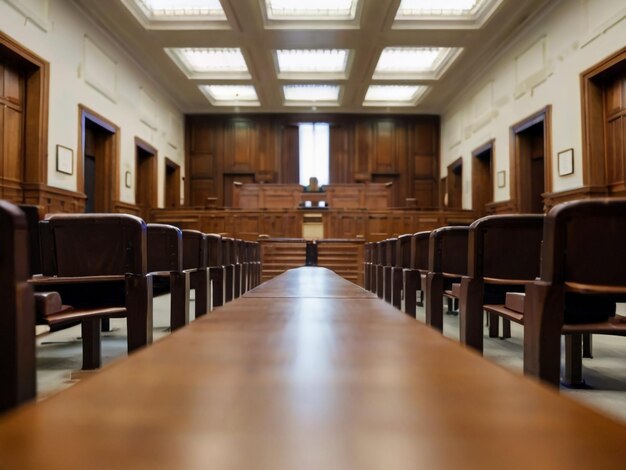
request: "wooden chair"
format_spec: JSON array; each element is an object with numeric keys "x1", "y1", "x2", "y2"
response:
[
  {"x1": 521, "y1": 199, "x2": 626, "y2": 387},
  {"x1": 383, "y1": 238, "x2": 397, "y2": 304},
  {"x1": 0, "y1": 201, "x2": 36, "y2": 414},
  {"x1": 364, "y1": 242, "x2": 373, "y2": 292},
  {"x1": 459, "y1": 215, "x2": 544, "y2": 353},
  {"x1": 222, "y1": 237, "x2": 235, "y2": 303},
  {"x1": 375, "y1": 241, "x2": 385, "y2": 299},
  {"x1": 392, "y1": 235, "x2": 412, "y2": 311},
  {"x1": 251, "y1": 241, "x2": 261, "y2": 288},
  {"x1": 182, "y1": 230, "x2": 209, "y2": 318},
  {"x1": 234, "y1": 239, "x2": 243, "y2": 299},
  {"x1": 425, "y1": 227, "x2": 469, "y2": 332},
  {"x1": 206, "y1": 234, "x2": 223, "y2": 309},
  {"x1": 404, "y1": 231, "x2": 431, "y2": 317},
  {"x1": 34, "y1": 214, "x2": 153, "y2": 369},
  {"x1": 147, "y1": 224, "x2": 189, "y2": 331}
]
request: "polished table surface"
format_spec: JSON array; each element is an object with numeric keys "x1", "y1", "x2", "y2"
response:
[{"x1": 1, "y1": 267, "x2": 626, "y2": 469}]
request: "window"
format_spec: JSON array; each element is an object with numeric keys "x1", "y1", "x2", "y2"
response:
[{"x1": 299, "y1": 123, "x2": 330, "y2": 186}]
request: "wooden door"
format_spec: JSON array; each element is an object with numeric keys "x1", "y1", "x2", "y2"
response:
[
  {"x1": 165, "y1": 158, "x2": 181, "y2": 208},
  {"x1": 0, "y1": 60, "x2": 24, "y2": 201},
  {"x1": 135, "y1": 138, "x2": 157, "y2": 220},
  {"x1": 516, "y1": 122, "x2": 545, "y2": 213},
  {"x1": 471, "y1": 142, "x2": 493, "y2": 217},
  {"x1": 447, "y1": 158, "x2": 463, "y2": 209}
]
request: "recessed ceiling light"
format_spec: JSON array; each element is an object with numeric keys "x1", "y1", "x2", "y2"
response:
[
  {"x1": 166, "y1": 48, "x2": 251, "y2": 78},
  {"x1": 265, "y1": 0, "x2": 358, "y2": 20},
  {"x1": 277, "y1": 49, "x2": 349, "y2": 73},
  {"x1": 199, "y1": 85, "x2": 260, "y2": 106},
  {"x1": 136, "y1": 0, "x2": 226, "y2": 18},
  {"x1": 373, "y1": 47, "x2": 461, "y2": 79},
  {"x1": 364, "y1": 85, "x2": 427, "y2": 106},
  {"x1": 283, "y1": 85, "x2": 340, "y2": 103}
]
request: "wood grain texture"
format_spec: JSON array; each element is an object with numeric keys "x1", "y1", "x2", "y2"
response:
[{"x1": 2, "y1": 267, "x2": 626, "y2": 468}]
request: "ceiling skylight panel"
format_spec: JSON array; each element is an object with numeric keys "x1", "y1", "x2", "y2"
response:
[
  {"x1": 364, "y1": 85, "x2": 427, "y2": 106},
  {"x1": 396, "y1": 0, "x2": 480, "y2": 17},
  {"x1": 373, "y1": 47, "x2": 461, "y2": 80},
  {"x1": 199, "y1": 85, "x2": 260, "y2": 106},
  {"x1": 283, "y1": 85, "x2": 340, "y2": 104},
  {"x1": 265, "y1": 0, "x2": 358, "y2": 20},
  {"x1": 137, "y1": 0, "x2": 226, "y2": 18},
  {"x1": 166, "y1": 48, "x2": 251, "y2": 79},
  {"x1": 277, "y1": 49, "x2": 348, "y2": 73}
]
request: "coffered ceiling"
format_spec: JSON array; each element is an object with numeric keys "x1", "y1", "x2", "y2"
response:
[{"x1": 72, "y1": 0, "x2": 555, "y2": 114}]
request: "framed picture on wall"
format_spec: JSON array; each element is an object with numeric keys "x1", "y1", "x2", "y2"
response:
[
  {"x1": 558, "y1": 148, "x2": 574, "y2": 176},
  {"x1": 56, "y1": 145, "x2": 73, "y2": 175}
]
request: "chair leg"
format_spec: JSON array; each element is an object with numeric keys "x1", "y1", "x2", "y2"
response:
[
  {"x1": 81, "y1": 317, "x2": 101, "y2": 370},
  {"x1": 210, "y1": 267, "x2": 224, "y2": 308},
  {"x1": 501, "y1": 319, "x2": 511, "y2": 339},
  {"x1": 170, "y1": 271, "x2": 190, "y2": 330},
  {"x1": 404, "y1": 270, "x2": 418, "y2": 317},
  {"x1": 392, "y1": 267, "x2": 403, "y2": 310},
  {"x1": 194, "y1": 269, "x2": 209, "y2": 318},
  {"x1": 126, "y1": 274, "x2": 153, "y2": 353},
  {"x1": 583, "y1": 333, "x2": 593, "y2": 358},
  {"x1": 425, "y1": 272, "x2": 444, "y2": 332},
  {"x1": 488, "y1": 313, "x2": 499, "y2": 338},
  {"x1": 459, "y1": 277, "x2": 484, "y2": 353},
  {"x1": 563, "y1": 334, "x2": 585, "y2": 387}
]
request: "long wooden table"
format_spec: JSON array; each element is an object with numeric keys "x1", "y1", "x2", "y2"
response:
[{"x1": 1, "y1": 268, "x2": 626, "y2": 468}]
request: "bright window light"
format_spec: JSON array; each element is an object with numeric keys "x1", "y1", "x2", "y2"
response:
[
  {"x1": 284, "y1": 85, "x2": 340, "y2": 102},
  {"x1": 364, "y1": 85, "x2": 426, "y2": 103},
  {"x1": 137, "y1": 0, "x2": 226, "y2": 17},
  {"x1": 396, "y1": 0, "x2": 480, "y2": 17},
  {"x1": 277, "y1": 49, "x2": 349, "y2": 73},
  {"x1": 375, "y1": 47, "x2": 451, "y2": 74},
  {"x1": 200, "y1": 85, "x2": 259, "y2": 103},
  {"x1": 265, "y1": 0, "x2": 358, "y2": 20},
  {"x1": 299, "y1": 123, "x2": 330, "y2": 186}
]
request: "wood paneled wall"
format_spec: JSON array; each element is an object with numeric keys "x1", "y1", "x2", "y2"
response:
[{"x1": 186, "y1": 114, "x2": 440, "y2": 208}]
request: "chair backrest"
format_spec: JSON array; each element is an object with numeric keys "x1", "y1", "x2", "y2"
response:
[
  {"x1": 468, "y1": 215, "x2": 544, "y2": 281},
  {"x1": 40, "y1": 214, "x2": 146, "y2": 277},
  {"x1": 147, "y1": 224, "x2": 182, "y2": 273},
  {"x1": 396, "y1": 234, "x2": 412, "y2": 268},
  {"x1": 222, "y1": 237, "x2": 235, "y2": 265},
  {"x1": 411, "y1": 231, "x2": 430, "y2": 271},
  {"x1": 182, "y1": 230, "x2": 207, "y2": 271},
  {"x1": 364, "y1": 242, "x2": 372, "y2": 264},
  {"x1": 18, "y1": 204, "x2": 42, "y2": 276},
  {"x1": 541, "y1": 199, "x2": 626, "y2": 290},
  {"x1": 205, "y1": 234, "x2": 222, "y2": 267},
  {"x1": 0, "y1": 201, "x2": 36, "y2": 413},
  {"x1": 428, "y1": 226, "x2": 469, "y2": 276},
  {"x1": 385, "y1": 238, "x2": 397, "y2": 267}
]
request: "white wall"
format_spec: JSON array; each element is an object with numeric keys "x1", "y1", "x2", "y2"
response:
[
  {"x1": 440, "y1": 0, "x2": 626, "y2": 208},
  {"x1": 0, "y1": 0, "x2": 185, "y2": 206}
]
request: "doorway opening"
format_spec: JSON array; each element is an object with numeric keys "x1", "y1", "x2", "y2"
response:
[
  {"x1": 135, "y1": 138, "x2": 157, "y2": 220},
  {"x1": 447, "y1": 158, "x2": 463, "y2": 209},
  {"x1": 165, "y1": 157, "x2": 181, "y2": 208},
  {"x1": 472, "y1": 140, "x2": 494, "y2": 217},
  {"x1": 79, "y1": 106, "x2": 119, "y2": 213},
  {"x1": 510, "y1": 107, "x2": 551, "y2": 213}
]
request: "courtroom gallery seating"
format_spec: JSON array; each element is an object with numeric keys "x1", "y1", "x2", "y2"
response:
[
  {"x1": 383, "y1": 237, "x2": 397, "y2": 304},
  {"x1": 34, "y1": 214, "x2": 153, "y2": 369},
  {"x1": 392, "y1": 234, "x2": 412, "y2": 311},
  {"x1": 147, "y1": 224, "x2": 190, "y2": 331},
  {"x1": 403, "y1": 231, "x2": 431, "y2": 317},
  {"x1": 205, "y1": 233, "x2": 224, "y2": 309},
  {"x1": 182, "y1": 230, "x2": 210, "y2": 318},
  {"x1": 0, "y1": 201, "x2": 36, "y2": 414},
  {"x1": 425, "y1": 226, "x2": 469, "y2": 332}
]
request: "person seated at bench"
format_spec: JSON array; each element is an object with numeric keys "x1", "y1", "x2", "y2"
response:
[
  {"x1": 425, "y1": 226, "x2": 469, "y2": 332},
  {"x1": 458, "y1": 215, "x2": 543, "y2": 353},
  {"x1": 33, "y1": 214, "x2": 153, "y2": 369},
  {"x1": 147, "y1": 224, "x2": 189, "y2": 331},
  {"x1": 0, "y1": 201, "x2": 36, "y2": 414}
]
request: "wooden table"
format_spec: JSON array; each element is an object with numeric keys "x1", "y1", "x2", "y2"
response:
[{"x1": 1, "y1": 267, "x2": 626, "y2": 468}]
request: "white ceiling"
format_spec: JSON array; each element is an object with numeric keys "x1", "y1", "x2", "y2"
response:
[{"x1": 72, "y1": 0, "x2": 555, "y2": 114}]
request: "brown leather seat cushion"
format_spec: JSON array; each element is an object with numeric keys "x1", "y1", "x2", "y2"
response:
[{"x1": 505, "y1": 292, "x2": 525, "y2": 314}]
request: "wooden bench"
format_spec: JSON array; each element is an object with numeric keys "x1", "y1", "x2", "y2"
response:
[
  {"x1": 147, "y1": 224, "x2": 189, "y2": 330},
  {"x1": 383, "y1": 238, "x2": 397, "y2": 304},
  {"x1": 520, "y1": 199, "x2": 626, "y2": 387},
  {"x1": 425, "y1": 227, "x2": 469, "y2": 331},
  {"x1": 34, "y1": 214, "x2": 153, "y2": 368},
  {"x1": 0, "y1": 201, "x2": 36, "y2": 414},
  {"x1": 206, "y1": 233, "x2": 224, "y2": 308},
  {"x1": 459, "y1": 215, "x2": 543, "y2": 352},
  {"x1": 2, "y1": 266, "x2": 626, "y2": 467},
  {"x1": 403, "y1": 231, "x2": 430, "y2": 317},
  {"x1": 182, "y1": 230, "x2": 210, "y2": 317},
  {"x1": 392, "y1": 234, "x2": 412, "y2": 311}
]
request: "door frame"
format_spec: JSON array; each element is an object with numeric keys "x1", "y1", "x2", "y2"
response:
[
  {"x1": 471, "y1": 139, "x2": 495, "y2": 216},
  {"x1": 509, "y1": 106, "x2": 552, "y2": 212},
  {"x1": 164, "y1": 157, "x2": 181, "y2": 208},
  {"x1": 77, "y1": 104, "x2": 119, "y2": 212},
  {"x1": 134, "y1": 136, "x2": 158, "y2": 213}
]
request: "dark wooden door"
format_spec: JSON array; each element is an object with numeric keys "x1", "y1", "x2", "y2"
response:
[{"x1": 0, "y1": 60, "x2": 24, "y2": 202}]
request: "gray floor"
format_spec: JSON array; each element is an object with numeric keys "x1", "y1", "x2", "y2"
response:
[{"x1": 36, "y1": 292, "x2": 626, "y2": 425}]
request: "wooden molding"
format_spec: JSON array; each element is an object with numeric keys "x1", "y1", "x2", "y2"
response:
[
  {"x1": 113, "y1": 200, "x2": 142, "y2": 218},
  {"x1": 21, "y1": 183, "x2": 86, "y2": 214},
  {"x1": 542, "y1": 186, "x2": 609, "y2": 210},
  {"x1": 485, "y1": 200, "x2": 516, "y2": 215}
]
